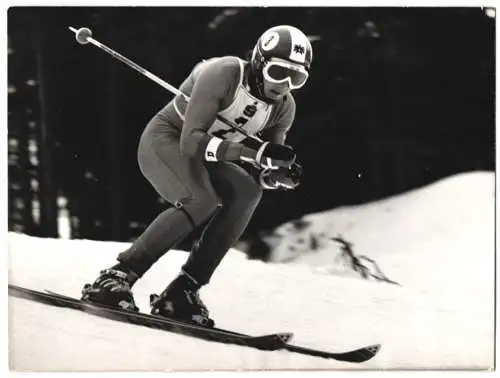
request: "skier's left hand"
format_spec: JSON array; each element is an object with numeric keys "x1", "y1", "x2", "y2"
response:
[{"x1": 259, "y1": 163, "x2": 302, "y2": 190}]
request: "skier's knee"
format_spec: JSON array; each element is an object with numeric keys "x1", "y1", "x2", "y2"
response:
[
  {"x1": 178, "y1": 194, "x2": 221, "y2": 228},
  {"x1": 232, "y1": 178, "x2": 263, "y2": 207},
  {"x1": 246, "y1": 181, "x2": 263, "y2": 204}
]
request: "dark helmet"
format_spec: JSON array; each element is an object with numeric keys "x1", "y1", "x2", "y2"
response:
[
  {"x1": 249, "y1": 25, "x2": 312, "y2": 99},
  {"x1": 251, "y1": 25, "x2": 313, "y2": 73}
]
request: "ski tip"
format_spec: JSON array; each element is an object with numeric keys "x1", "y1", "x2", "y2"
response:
[
  {"x1": 340, "y1": 343, "x2": 381, "y2": 363},
  {"x1": 366, "y1": 344, "x2": 381, "y2": 355},
  {"x1": 359, "y1": 344, "x2": 381, "y2": 361}
]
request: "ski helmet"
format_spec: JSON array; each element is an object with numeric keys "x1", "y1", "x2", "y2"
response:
[{"x1": 250, "y1": 25, "x2": 312, "y2": 97}]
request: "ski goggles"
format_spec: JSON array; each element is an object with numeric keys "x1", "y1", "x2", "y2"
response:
[{"x1": 262, "y1": 59, "x2": 309, "y2": 89}]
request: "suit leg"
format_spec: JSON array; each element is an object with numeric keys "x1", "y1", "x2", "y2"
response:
[
  {"x1": 182, "y1": 162, "x2": 263, "y2": 285},
  {"x1": 117, "y1": 130, "x2": 221, "y2": 278}
]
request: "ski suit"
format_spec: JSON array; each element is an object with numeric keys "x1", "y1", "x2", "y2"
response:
[{"x1": 117, "y1": 56, "x2": 296, "y2": 285}]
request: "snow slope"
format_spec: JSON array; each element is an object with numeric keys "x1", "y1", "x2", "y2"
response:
[{"x1": 8, "y1": 172, "x2": 494, "y2": 371}]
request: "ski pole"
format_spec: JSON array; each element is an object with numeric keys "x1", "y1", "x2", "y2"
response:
[{"x1": 68, "y1": 26, "x2": 263, "y2": 143}]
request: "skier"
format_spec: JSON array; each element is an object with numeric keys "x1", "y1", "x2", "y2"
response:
[{"x1": 81, "y1": 25, "x2": 313, "y2": 327}]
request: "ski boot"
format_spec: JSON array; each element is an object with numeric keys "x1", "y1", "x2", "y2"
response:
[
  {"x1": 150, "y1": 271, "x2": 215, "y2": 328},
  {"x1": 81, "y1": 268, "x2": 139, "y2": 312}
]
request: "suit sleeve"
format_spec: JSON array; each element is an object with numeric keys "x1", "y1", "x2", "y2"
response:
[
  {"x1": 179, "y1": 61, "x2": 251, "y2": 161},
  {"x1": 260, "y1": 95, "x2": 296, "y2": 144}
]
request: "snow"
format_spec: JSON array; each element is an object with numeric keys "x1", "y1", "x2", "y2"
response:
[{"x1": 7, "y1": 172, "x2": 494, "y2": 371}]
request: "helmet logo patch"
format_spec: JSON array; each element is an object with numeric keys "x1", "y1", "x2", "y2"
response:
[
  {"x1": 261, "y1": 31, "x2": 280, "y2": 51},
  {"x1": 293, "y1": 44, "x2": 305, "y2": 55},
  {"x1": 288, "y1": 27, "x2": 309, "y2": 64}
]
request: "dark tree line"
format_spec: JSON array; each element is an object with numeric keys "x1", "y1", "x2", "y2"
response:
[{"x1": 8, "y1": 7, "x2": 495, "y2": 241}]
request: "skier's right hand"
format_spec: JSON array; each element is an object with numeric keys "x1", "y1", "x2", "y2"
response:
[{"x1": 241, "y1": 141, "x2": 296, "y2": 170}]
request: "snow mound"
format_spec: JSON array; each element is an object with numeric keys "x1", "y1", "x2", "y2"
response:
[
  {"x1": 268, "y1": 172, "x2": 494, "y2": 283},
  {"x1": 8, "y1": 172, "x2": 494, "y2": 370}
]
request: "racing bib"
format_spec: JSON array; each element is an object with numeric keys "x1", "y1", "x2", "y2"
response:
[{"x1": 208, "y1": 83, "x2": 272, "y2": 142}]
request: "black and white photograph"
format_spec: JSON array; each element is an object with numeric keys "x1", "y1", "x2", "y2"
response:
[{"x1": 7, "y1": 5, "x2": 495, "y2": 371}]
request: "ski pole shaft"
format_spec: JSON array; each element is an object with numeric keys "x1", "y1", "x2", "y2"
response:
[
  {"x1": 68, "y1": 26, "x2": 263, "y2": 143},
  {"x1": 69, "y1": 27, "x2": 189, "y2": 101}
]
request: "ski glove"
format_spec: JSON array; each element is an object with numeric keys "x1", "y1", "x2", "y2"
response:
[
  {"x1": 252, "y1": 142, "x2": 296, "y2": 170},
  {"x1": 259, "y1": 163, "x2": 302, "y2": 190},
  {"x1": 239, "y1": 138, "x2": 295, "y2": 169}
]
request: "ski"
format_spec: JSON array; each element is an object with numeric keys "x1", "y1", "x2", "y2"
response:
[
  {"x1": 9, "y1": 284, "x2": 291, "y2": 351},
  {"x1": 9, "y1": 284, "x2": 381, "y2": 363},
  {"x1": 284, "y1": 343, "x2": 381, "y2": 363}
]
